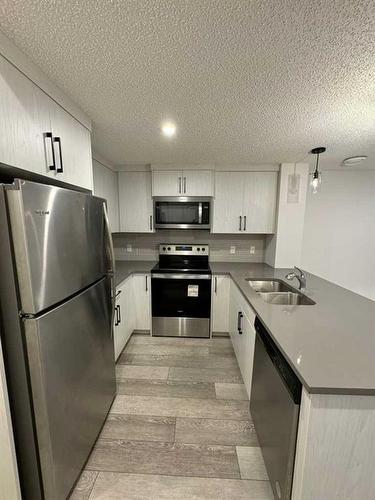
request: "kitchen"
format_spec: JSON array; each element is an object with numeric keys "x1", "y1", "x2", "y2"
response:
[{"x1": 0, "y1": 2, "x2": 374, "y2": 500}]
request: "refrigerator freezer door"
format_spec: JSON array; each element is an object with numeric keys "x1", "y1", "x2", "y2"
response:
[
  {"x1": 23, "y1": 277, "x2": 115, "y2": 500},
  {"x1": 6, "y1": 179, "x2": 108, "y2": 314}
]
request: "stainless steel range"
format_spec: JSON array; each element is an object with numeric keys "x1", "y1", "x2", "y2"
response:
[{"x1": 151, "y1": 244, "x2": 211, "y2": 338}]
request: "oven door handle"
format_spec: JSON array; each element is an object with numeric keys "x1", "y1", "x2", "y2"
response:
[{"x1": 152, "y1": 273, "x2": 211, "y2": 280}]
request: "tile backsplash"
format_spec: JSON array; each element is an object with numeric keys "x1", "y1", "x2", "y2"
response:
[{"x1": 113, "y1": 231, "x2": 266, "y2": 262}]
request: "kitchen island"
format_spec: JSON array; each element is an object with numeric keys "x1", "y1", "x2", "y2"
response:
[{"x1": 211, "y1": 262, "x2": 375, "y2": 500}]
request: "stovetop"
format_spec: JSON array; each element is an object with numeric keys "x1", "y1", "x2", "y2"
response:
[
  {"x1": 151, "y1": 263, "x2": 211, "y2": 274},
  {"x1": 152, "y1": 243, "x2": 211, "y2": 275}
]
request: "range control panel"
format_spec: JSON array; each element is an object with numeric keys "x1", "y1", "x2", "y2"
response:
[{"x1": 159, "y1": 244, "x2": 209, "y2": 256}]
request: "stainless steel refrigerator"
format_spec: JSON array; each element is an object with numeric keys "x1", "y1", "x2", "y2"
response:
[{"x1": 0, "y1": 179, "x2": 116, "y2": 500}]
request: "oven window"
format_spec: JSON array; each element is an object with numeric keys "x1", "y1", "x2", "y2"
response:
[
  {"x1": 155, "y1": 202, "x2": 200, "y2": 224},
  {"x1": 152, "y1": 278, "x2": 211, "y2": 318}
]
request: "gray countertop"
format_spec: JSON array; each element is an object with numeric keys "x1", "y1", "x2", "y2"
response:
[
  {"x1": 115, "y1": 260, "x2": 156, "y2": 286},
  {"x1": 115, "y1": 259, "x2": 375, "y2": 395},
  {"x1": 211, "y1": 262, "x2": 375, "y2": 395}
]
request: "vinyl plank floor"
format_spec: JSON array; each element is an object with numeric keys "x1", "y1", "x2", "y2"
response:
[
  {"x1": 100, "y1": 414, "x2": 175, "y2": 442},
  {"x1": 215, "y1": 383, "x2": 249, "y2": 400},
  {"x1": 86, "y1": 439, "x2": 240, "y2": 479},
  {"x1": 89, "y1": 472, "x2": 274, "y2": 500},
  {"x1": 71, "y1": 334, "x2": 274, "y2": 499},
  {"x1": 69, "y1": 470, "x2": 98, "y2": 500},
  {"x1": 175, "y1": 418, "x2": 259, "y2": 446},
  {"x1": 117, "y1": 378, "x2": 216, "y2": 399},
  {"x1": 236, "y1": 446, "x2": 269, "y2": 480},
  {"x1": 169, "y1": 366, "x2": 243, "y2": 383},
  {"x1": 125, "y1": 344, "x2": 210, "y2": 356},
  {"x1": 118, "y1": 352, "x2": 239, "y2": 369},
  {"x1": 110, "y1": 395, "x2": 250, "y2": 420},
  {"x1": 115, "y1": 365, "x2": 169, "y2": 380}
]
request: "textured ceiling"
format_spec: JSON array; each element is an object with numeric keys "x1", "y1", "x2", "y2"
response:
[{"x1": 0, "y1": 0, "x2": 374, "y2": 168}]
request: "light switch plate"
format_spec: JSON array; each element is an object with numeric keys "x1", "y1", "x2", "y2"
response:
[
  {"x1": 126, "y1": 244, "x2": 132, "y2": 252},
  {"x1": 230, "y1": 246, "x2": 236, "y2": 254},
  {"x1": 250, "y1": 246, "x2": 255, "y2": 254}
]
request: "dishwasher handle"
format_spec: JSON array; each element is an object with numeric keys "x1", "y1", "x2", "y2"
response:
[{"x1": 254, "y1": 317, "x2": 302, "y2": 404}]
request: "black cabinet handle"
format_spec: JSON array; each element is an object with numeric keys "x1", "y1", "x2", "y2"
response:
[
  {"x1": 118, "y1": 304, "x2": 121, "y2": 324},
  {"x1": 237, "y1": 312, "x2": 243, "y2": 334},
  {"x1": 149, "y1": 215, "x2": 153, "y2": 231},
  {"x1": 145, "y1": 275, "x2": 148, "y2": 292},
  {"x1": 114, "y1": 305, "x2": 119, "y2": 326},
  {"x1": 214, "y1": 276, "x2": 217, "y2": 294},
  {"x1": 239, "y1": 216, "x2": 242, "y2": 231},
  {"x1": 53, "y1": 137, "x2": 64, "y2": 173},
  {"x1": 44, "y1": 132, "x2": 56, "y2": 171},
  {"x1": 244, "y1": 215, "x2": 247, "y2": 231}
]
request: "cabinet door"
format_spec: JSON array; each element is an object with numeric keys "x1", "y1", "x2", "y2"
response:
[
  {"x1": 212, "y1": 275, "x2": 230, "y2": 333},
  {"x1": 152, "y1": 170, "x2": 182, "y2": 196},
  {"x1": 183, "y1": 170, "x2": 213, "y2": 196},
  {"x1": 114, "y1": 279, "x2": 134, "y2": 360},
  {"x1": 212, "y1": 172, "x2": 244, "y2": 233},
  {"x1": 228, "y1": 280, "x2": 256, "y2": 398},
  {"x1": 132, "y1": 274, "x2": 151, "y2": 331},
  {"x1": 0, "y1": 55, "x2": 52, "y2": 176},
  {"x1": 119, "y1": 172, "x2": 153, "y2": 232},
  {"x1": 93, "y1": 160, "x2": 119, "y2": 232},
  {"x1": 242, "y1": 172, "x2": 278, "y2": 233},
  {"x1": 236, "y1": 298, "x2": 256, "y2": 398},
  {"x1": 50, "y1": 103, "x2": 93, "y2": 190}
]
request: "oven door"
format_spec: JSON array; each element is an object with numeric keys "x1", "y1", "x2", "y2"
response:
[
  {"x1": 154, "y1": 198, "x2": 210, "y2": 229},
  {"x1": 151, "y1": 274, "x2": 211, "y2": 337}
]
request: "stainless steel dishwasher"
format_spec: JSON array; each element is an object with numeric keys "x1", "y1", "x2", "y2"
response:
[{"x1": 250, "y1": 317, "x2": 302, "y2": 500}]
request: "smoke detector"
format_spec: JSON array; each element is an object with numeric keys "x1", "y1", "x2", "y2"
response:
[{"x1": 342, "y1": 156, "x2": 367, "y2": 166}]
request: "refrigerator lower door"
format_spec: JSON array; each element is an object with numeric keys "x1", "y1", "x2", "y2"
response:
[
  {"x1": 6, "y1": 179, "x2": 109, "y2": 315},
  {"x1": 23, "y1": 277, "x2": 116, "y2": 500}
]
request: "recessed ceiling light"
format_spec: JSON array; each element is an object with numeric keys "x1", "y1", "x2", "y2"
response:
[
  {"x1": 342, "y1": 156, "x2": 368, "y2": 166},
  {"x1": 161, "y1": 122, "x2": 176, "y2": 138}
]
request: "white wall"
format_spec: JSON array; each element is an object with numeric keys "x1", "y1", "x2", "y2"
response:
[{"x1": 301, "y1": 170, "x2": 375, "y2": 301}]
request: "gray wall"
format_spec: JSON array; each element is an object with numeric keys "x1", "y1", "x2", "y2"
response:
[{"x1": 113, "y1": 231, "x2": 266, "y2": 263}]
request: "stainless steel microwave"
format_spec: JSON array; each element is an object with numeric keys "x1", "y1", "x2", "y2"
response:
[{"x1": 154, "y1": 197, "x2": 211, "y2": 229}]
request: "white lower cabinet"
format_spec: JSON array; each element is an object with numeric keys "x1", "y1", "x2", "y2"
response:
[
  {"x1": 114, "y1": 273, "x2": 151, "y2": 359},
  {"x1": 211, "y1": 275, "x2": 230, "y2": 333},
  {"x1": 132, "y1": 274, "x2": 151, "y2": 331},
  {"x1": 114, "y1": 278, "x2": 134, "y2": 360},
  {"x1": 229, "y1": 279, "x2": 256, "y2": 398}
]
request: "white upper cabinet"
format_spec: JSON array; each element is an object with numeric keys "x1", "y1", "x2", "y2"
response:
[
  {"x1": 50, "y1": 104, "x2": 92, "y2": 190},
  {"x1": 212, "y1": 172, "x2": 244, "y2": 233},
  {"x1": 242, "y1": 172, "x2": 278, "y2": 233},
  {"x1": 183, "y1": 170, "x2": 214, "y2": 196},
  {"x1": 0, "y1": 54, "x2": 93, "y2": 191},
  {"x1": 118, "y1": 171, "x2": 154, "y2": 232},
  {"x1": 0, "y1": 55, "x2": 52, "y2": 176},
  {"x1": 152, "y1": 170, "x2": 213, "y2": 197},
  {"x1": 92, "y1": 160, "x2": 119, "y2": 232},
  {"x1": 212, "y1": 171, "x2": 278, "y2": 234}
]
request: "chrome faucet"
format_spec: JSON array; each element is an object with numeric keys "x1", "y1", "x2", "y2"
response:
[{"x1": 285, "y1": 266, "x2": 306, "y2": 290}]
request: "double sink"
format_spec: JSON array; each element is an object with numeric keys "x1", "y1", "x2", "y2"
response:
[{"x1": 247, "y1": 279, "x2": 315, "y2": 305}]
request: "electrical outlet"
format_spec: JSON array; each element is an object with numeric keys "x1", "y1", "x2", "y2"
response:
[
  {"x1": 126, "y1": 244, "x2": 132, "y2": 253},
  {"x1": 250, "y1": 246, "x2": 255, "y2": 254},
  {"x1": 230, "y1": 246, "x2": 236, "y2": 254}
]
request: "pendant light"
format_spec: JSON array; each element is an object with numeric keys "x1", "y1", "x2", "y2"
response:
[{"x1": 310, "y1": 147, "x2": 326, "y2": 194}]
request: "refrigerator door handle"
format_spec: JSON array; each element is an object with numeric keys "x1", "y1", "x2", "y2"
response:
[{"x1": 103, "y1": 202, "x2": 116, "y2": 338}]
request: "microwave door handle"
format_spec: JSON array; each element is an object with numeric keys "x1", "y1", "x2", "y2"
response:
[{"x1": 198, "y1": 203, "x2": 203, "y2": 224}]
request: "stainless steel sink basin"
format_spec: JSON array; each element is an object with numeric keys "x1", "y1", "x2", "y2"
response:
[
  {"x1": 247, "y1": 279, "x2": 295, "y2": 293},
  {"x1": 257, "y1": 291, "x2": 315, "y2": 306}
]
